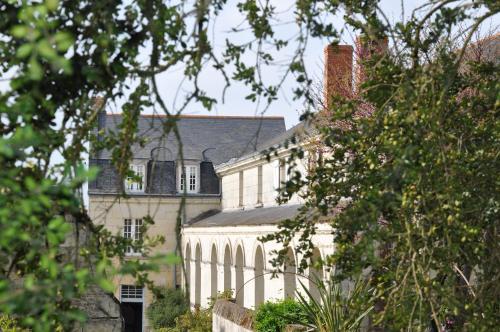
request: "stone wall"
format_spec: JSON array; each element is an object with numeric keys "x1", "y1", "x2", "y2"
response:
[
  {"x1": 71, "y1": 285, "x2": 122, "y2": 332},
  {"x1": 61, "y1": 218, "x2": 123, "y2": 331},
  {"x1": 212, "y1": 299, "x2": 253, "y2": 332}
]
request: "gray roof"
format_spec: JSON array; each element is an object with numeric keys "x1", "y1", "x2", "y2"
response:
[
  {"x1": 216, "y1": 120, "x2": 315, "y2": 169},
  {"x1": 97, "y1": 114, "x2": 286, "y2": 165},
  {"x1": 256, "y1": 120, "x2": 314, "y2": 152},
  {"x1": 186, "y1": 204, "x2": 302, "y2": 227}
]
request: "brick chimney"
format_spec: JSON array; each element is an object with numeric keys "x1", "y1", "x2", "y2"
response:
[
  {"x1": 91, "y1": 97, "x2": 106, "y2": 158},
  {"x1": 355, "y1": 35, "x2": 388, "y2": 92},
  {"x1": 323, "y1": 44, "x2": 354, "y2": 110}
]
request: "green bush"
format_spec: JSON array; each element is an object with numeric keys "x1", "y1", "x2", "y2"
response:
[
  {"x1": 0, "y1": 315, "x2": 28, "y2": 332},
  {"x1": 254, "y1": 299, "x2": 308, "y2": 332},
  {"x1": 171, "y1": 290, "x2": 233, "y2": 332},
  {"x1": 147, "y1": 287, "x2": 189, "y2": 329}
]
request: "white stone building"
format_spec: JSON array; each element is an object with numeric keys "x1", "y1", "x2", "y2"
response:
[
  {"x1": 180, "y1": 41, "x2": 360, "y2": 311},
  {"x1": 181, "y1": 122, "x2": 335, "y2": 309}
]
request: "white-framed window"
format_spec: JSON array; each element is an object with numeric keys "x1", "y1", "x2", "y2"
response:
[
  {"x1": 124, "y1": 218, "x2": 143, "y2": 256},
  {"x1": 120, "y1": 285, "x2": 144, "y2": 303},
  {"x1": 179, "y1": 165, "x2": 198, "y2": 193},
  {"x1": 125, "y1": 164, "x2": 145, "y2": 192}
]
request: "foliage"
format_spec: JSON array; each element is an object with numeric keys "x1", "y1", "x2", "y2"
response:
[
  {"x1": 264, "y1": 2, "x2": 500, "y2": 331},
  {"x1": 171, "y1": 306, "x2": 212, "y2": 332},
  {"x1": 0, "y1": 0, "x2": 309, "y2": 329},
  {"x1": 170, "y1": 290, "x2": 233, "y2": 332},
  {"x1": 0, "y1": 315, "x2": 29, "y2": 332},
  {"x1": 295, "y1": 276, "x2": 374, "y2": 332},
  {"x1": 147, "y1": 287, "x2": 189, "y2": 329},
  {"x1": 254, "y1": 298, "x2": 308, "y2": 332},
  {"x1": 0, "y1": 0, "x2": 497, "y2": 331}
]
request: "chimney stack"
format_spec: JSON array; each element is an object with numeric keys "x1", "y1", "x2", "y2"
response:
[
  {"x1": 355, "y1": 35, "x2": 388, "y2": 92},
  {"x1": 323, "y1": 44, "x2": 354, "y2": 110},
  {"x1": 91, "y1": 97, "x2": 106, "y2": 158}
]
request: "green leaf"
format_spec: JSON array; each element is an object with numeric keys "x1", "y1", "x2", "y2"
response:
[
  {"x1": 45, "y1": 0, "x2": 59, "y2": 11},
  {"x1": 11, "y1": 25, "x2": 28, "y2": 38},
  {"x1": 54, "y1": 31, "x2": 74, "y2": 51},
  {"x1": 28, "y1": 57, "x2": 43, "y2": 80},
  {"x1": 16, "y1": 43, "x2": 33, "y2": 59},
  {"x1": 37, "y1": 39, "x2": 57, "y2": 60},
  {"x1": 96, "y1": 278, "x2": 115, "y2": 292}
]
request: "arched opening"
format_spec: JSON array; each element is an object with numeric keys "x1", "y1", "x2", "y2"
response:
[
  {"x1": 235, "y1": 245, "x2": 245, "y2": 306},
  {"x1": 309, "y1": 247, "x2": 323, "y2": 303},
  {"x1": 284, "y1": 247, "x2": 296, "y2": 299},
  {"x1": 184, "y1": 243, "x2": 191, "y2": 292},
  {"x1": 223, "y1": 245, "x2": 232, "y2": 293},
  {"x1": 254, "y1": 245, "x2": 265, "y2": 308},
  {"x1": 210, "y1": 244, "x2": 218, "y2": 299},
  {"x1": 195, "y1": 243, "x2": 201, "y2": 306}
]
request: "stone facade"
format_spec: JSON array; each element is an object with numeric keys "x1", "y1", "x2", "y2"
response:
[
  {"x1": 89, "y1": 195, "x2": 221, "y2": 330},
  {"x1": 182, "y1": 141, "x2": 334, "y2": 310},
  {"x1": 60, "y1": 218, "x2": 123, "y2": 331},
  {"x1": 88, "y1": 115, "x2": 287, "y2": 331}
]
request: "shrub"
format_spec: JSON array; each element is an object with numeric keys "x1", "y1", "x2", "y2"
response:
[
  {"x1": 173, "y1": 306, "x2": 212, "y2": 332},
  {"x1": 295, "y1": 276, "x2": 374, "y2": 332},
  {"x1": 147, "y1": 287, "x2": 189, "y2": 329},
  {"x1": 254, "y1": 299, "x2": 308, "y2": 332},
  {"x1": 171, "y1": 290, "x2": 233, "y2": 332},
  {"x1": 0, "y1": 315, "x2": 28, "y2": 332}
]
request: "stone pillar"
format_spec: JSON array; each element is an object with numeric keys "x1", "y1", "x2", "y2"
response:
[
  {"x1": 265, "y1": 269, "x2": 284, "y2": 301},
  {"x1": 218, "y1": 263, "x2": 225, "y2": 294},
  {"x1": 189, "y1": 259, "x2": 196, "y2": 307},
  {"x1": 200, "y1": 261, "x2": 212, "y2": 308},
  {"x1": 243, "y1": 267, "x2": 255, "y2": 309}
]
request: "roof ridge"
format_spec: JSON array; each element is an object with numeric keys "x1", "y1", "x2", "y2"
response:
[{"x1": 105, "y1": 113, "x2": 284, "y2": 120}]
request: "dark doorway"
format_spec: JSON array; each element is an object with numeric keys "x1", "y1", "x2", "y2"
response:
[{"x1": 121, "y1": 302, "x2": 143, "y2": 332}]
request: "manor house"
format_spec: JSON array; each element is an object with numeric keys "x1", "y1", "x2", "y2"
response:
[{"x1": 89, "y1": 41, "x2": 362, "y2": 332}]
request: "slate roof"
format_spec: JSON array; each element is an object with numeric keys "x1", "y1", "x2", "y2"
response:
[
  {"x1": 185, "y1": 204, "x2": 303, "y2": 228},
  {"x1": 216, "y1": 119, "x2": 315, "y2": 169},
  {"x1": 256, "y1": 120, "x2": 314, "y2": 152},
  {"x1": 96, "y1": 114, "x2": 286, "y2": 166}
]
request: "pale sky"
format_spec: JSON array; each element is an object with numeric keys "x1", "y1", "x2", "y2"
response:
[{"x1": 143, "y1": 0, "x2": 499, "y2": 128}]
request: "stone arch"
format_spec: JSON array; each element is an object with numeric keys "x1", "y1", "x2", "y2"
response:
[
  {"x1": 223, "y1": 243, "x2": 232, "y2": 293},
  {"x1": 232, "y1": 239, "x2": 246, "y2": 264},
  {"x1": 210, "y1": 243, "x2": 218, "y2": 299},
  {"x1": 235, "y1": 244, "x2": 245, "y2": 306},
  {"x1": 195, "y1": 242, "x2": 202, "y2": 306},
  {"x1": 184, "y1": 242, "x2": 191, "y2": 291},
  {"x1": 254, "y1": 245, "x2": 265, "y2": 308},
  {"x1": 284, "y1": 247, "x2": 297, "y2": 299},
  {"x1": 309, "y1": 247, "x2": 323, "y2": 303}
]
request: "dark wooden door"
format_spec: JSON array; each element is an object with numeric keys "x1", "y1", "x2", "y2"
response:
[{"x1": 121, "y1": 302, "x2": 142, "y2": 332}]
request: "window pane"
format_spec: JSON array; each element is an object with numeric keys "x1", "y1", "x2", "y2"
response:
[
  {"x1": 126, "y1": 165, "x2": 144, "y2": 192},
  {"x1": 189, "y1": 166, "x2": 196, "y2": 191},
  {"x1": 121, "y1": 285, "x2": 143, "y2": 299},
  {"x1": 180, "y1": 167, "x2": 186, "y2": 191},
  {"x1": 134, "y1": 219, "x2": 142, "y2": 241},
  {"x1": 124, "y1": 219, "x2": 132, "y2": 239}
]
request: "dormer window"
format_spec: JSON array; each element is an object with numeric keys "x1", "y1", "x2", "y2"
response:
[
  {"x1": 179, "y1": 165, "x2": 198, "y2": 193},
  {"x1": 126, "y1": 164, "x2": 145, "y2": 192}
]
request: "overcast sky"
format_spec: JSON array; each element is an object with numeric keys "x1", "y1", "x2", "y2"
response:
[{"x1": 144, "y1": 0, "x2": 499, "y2": 129}]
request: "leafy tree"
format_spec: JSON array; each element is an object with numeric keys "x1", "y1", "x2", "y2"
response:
[
  {"x1": 0, "y1": 0, "x2": 497, "y2": 331},
  {"x1": 265, "y1": 2, "x2": 500, "y2": 331}
]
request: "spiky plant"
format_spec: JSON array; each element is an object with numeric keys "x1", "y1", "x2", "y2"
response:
[{"x1": 295, "y1": 276, "x2": 375, "y2": 332}]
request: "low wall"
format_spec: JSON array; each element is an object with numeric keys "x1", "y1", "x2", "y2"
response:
[{"x1": 212, "y1": 300, "x2": 254, "y2": 332}]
